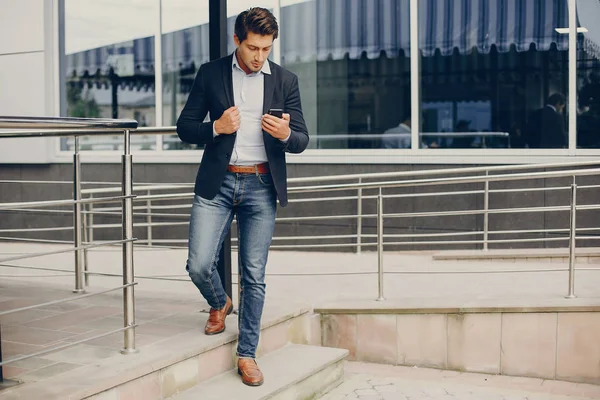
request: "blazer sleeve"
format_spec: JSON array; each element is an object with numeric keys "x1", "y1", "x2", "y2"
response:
[
  {"x1": 176, "y1": 64, "x2": 215, "y2": 145},
  {"x1": 283, "y1": 75, "x2": 310, "y2": 154}
]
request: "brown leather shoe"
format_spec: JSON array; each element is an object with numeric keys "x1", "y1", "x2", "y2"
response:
[
  {"x1": 204, "y1": 296, "x2": 233, "y2": 335},
  {"x1": 237, "y1": 358, "x2": 264, "y2": 386}
]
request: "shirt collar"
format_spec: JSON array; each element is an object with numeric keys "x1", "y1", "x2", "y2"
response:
[{"x1": 232, "y1": 51, "x2": 271, "y2": 75}]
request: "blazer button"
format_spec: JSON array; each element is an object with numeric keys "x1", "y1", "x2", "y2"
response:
[{"x1": 225, "y1": 153, "x2": 230, "y2": 159}]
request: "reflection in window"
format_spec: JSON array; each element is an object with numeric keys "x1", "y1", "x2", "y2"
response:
[
  {"x1": 281, "y1": 0, "x2": 411, "y2": 150},
  {"x1": 576, "y1": 0, "x2": 600, "y2": 149},
  {"x1": 420, "y1": 0, "x2": 569, "y2": 149},
  {"x1": 62, "y1": 0, "x2": 157, "y2": 151},
  {"x1": 161, "y1": 1, "x2": 210, "y2": 150}
]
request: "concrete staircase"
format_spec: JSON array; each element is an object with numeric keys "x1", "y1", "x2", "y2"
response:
[{"x1": 170, "y1": 345, "x2": 348, "y2": 400}]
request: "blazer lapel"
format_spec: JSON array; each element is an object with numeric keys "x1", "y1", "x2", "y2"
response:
[
  {"x1": 222, "y1": 54, "x2": 234, "y2": 107},
  {"x1": 262, "y1": 64, "x2": 274, "y2": 115}
]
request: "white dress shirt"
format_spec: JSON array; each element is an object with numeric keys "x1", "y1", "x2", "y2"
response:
[{"x1": 213, "y1": 52, "x2": 288, "y2": 166}]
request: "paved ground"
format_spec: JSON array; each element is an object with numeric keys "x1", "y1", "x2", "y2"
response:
[
  {"x1": 319, "y1": 362, "x2": 600, "y2": 400},
  {"x1": 1, "y1": 243, "x2": 599, "y2": 387}
]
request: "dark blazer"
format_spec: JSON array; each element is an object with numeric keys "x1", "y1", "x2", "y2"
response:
[
  {"x1": 539, "y1": 106, "x2": 567, "y2": 148},
  {"x1": 176, "y1": 54, "x2": 309, "y2": 207}
]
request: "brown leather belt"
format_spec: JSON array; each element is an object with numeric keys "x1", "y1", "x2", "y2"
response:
[{"x1": 227, "y1": 162, "x2": 270, "y2": 174}]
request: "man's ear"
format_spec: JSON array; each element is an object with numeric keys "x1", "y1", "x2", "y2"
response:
[{"x1": 233, "y1": 34, "x2": 241, "y2": 47}]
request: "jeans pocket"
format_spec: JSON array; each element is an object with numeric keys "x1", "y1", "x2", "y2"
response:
[{"x1": 257, "y1": 173, "x2": 273, "y2": 186}]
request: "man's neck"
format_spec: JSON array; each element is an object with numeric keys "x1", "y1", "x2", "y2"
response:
[{"x1": 235, "y1": 50, "x2": 252, "y2": 75}]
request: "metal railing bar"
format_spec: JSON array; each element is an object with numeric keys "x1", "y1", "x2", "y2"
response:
[
  {"x1": 86, "y1": 266, "x2": 600, "y2": 280},
  {"x1": 0, "y1": 226, "x2": 73, "y2": 233},
  {"x1": 0, "y1": 325, "x2": 138, "y2": 367},
  {"x1": 383, "y1": 237, "x2": 569, "y2": 246},
  {"x1": 384, "y1": 205, "x2": 595, "y2": 219},
  {"x1": 82, "y1": 184, "x2": 193, "y2": 195},
  {"x1": 0, "y1": 263, "x2": 75, "y2": 274},
  {"x1": 0, "y1": 195, "x2": 136, "y2": 211},
  {"x1": 0, "y1": 208, "x2": 74, "y2": 215},
  {"x1": 266, "y1": 236, "x2": 571, "y2": 249},
  {"x1": 285, "y1": 160, "x2": 600, "y2": 185},
  {"x1": 0, "y1": 237, "x2": 73, "y2": 244},
  {"x1": 0, "y1": 283, "x2": 137, "y2": 316},
  {"x1": 133, "y1": 242, "x2": 187, "y2": 248},
  {"x1": 0, "y1": 115, "x2": 137, "y2": 130},
  {"x1": 0, "y1": 238, "x2": 136, "y2": 263},
  {"x1": 382, "y1": 231, "x2": 483, "y2": 238},
  {"x1": 83, "y1": 203, "x2": 191, "y2": 213},
  {"x1": 576, "y1": 205, "x2": 600, "y2": 211},
  {"x1": 244, "y1": 234, "x2": 359, "y2": 241},
  {"x1": 135, "y1": 193, "x2": 194, "y2": 201},
  {"x1": 385, "y1": 267, "x2": 600, "y2": 274},
  {"x1": 88, "y1": 222, "x2": 189, "y2": 230},
  {"x1": 274, "y1": 214, "x2": 370, "y2": 222},
  {"x1": 139, "y1": 204, "x2": 191, "y2": 210},
  {"x1": 288, "y1": 195, "x2": 368, "y2": 203},
  {"x1": 0, "y1": 273, "x2": 72, "y2": 278},
  {"x1": 86, "y1": 271, "x2": 189, "y2": 282},
  {"x1": 87, "y1": 211, "x2": 190, "y2": 219},
  {"x1": 578, "y1": 185, "x2": 600, "y2": 190},
  {"x1": 268, "y1": 243, "x2": 374, "y2": 249},
  {"x1": 287, "y1": 168, "x2": 600, "y2": 194},
  {"x1": 0, "y1": 180, "x2": 128, "y2": 186}
]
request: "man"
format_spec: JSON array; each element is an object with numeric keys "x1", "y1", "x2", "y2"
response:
[
  {"x1": 176, "y1": 7, "x2": 309, "y2": 387},
  {"x1": 529, "y1": 93, "x2": 567, "y2": 148},
  {"x1": 381, "y1": 115, "x2": 411, "y2": 149}
]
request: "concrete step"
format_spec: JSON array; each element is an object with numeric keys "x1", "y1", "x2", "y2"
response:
[{"x1": 170, "y1": 344, "x2": 348, "y2": 400}]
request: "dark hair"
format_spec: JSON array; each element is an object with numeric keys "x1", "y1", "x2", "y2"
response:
[
  {"x1": 547, "y1": 93, "x2": 566, "y2": 107},
  {"x1": 234, "y1": 7, "x2": 279, "y2": 42}
]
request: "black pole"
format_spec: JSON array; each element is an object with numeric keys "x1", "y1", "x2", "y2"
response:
[
  {"x1": 0, "y1": 327, "x2": 3, "y2": 383},
  {"x1": 209, "y1": 0, "x2": 232, "y2": 299},
  {"x1": 110, "y1": 69, "x2": 119, "y2": 119}
]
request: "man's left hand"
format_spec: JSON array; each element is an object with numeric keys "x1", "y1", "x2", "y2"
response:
[{"x1": 262, "y1": 113, "x2": 291, "y2": 140}]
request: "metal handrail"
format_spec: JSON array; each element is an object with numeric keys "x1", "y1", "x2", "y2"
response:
[
  {"x1": 0, "y1": 116, "x2": 137, "y2": 130},
  {"x1": 1, "y1": 118, "x2": 599, "y2": 372},
  {"x1": 0, "y1": 116, "x2": 139, "y2": 366}
]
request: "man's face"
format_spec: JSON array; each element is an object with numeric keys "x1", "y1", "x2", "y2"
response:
[
  {"x1": 234, "y1": 32, "x2": 274, "y2": 73},
  {"x1": 557, "y1": 104, "x2": 566, "y2": 114}
]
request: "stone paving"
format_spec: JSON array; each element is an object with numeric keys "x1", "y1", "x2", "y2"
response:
[
  {"x1": 318, "y1": 362, "x2": 600, "y2": 400},
  {"x1": 1, "y1": 243, "x2": 600, "y2": 387}
]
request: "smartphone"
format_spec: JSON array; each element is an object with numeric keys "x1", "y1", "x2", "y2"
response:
[{"x1": 268, "y1": 108, "x2": 284, "y2": 119}]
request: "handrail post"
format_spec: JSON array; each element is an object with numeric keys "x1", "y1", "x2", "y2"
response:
[
  {"x1": 86, "y1": 193, "x2": 94, "y2": 286},
  {"x1": 483, "y1": 170, "x2": 489, "y2": 251},
  {"x1": 146, "y1": 190, "x2": 153, "y2": 246},
  {"x1": 356, "y1": 177, "x2": 362, "y2": 254},
  {"x1": 376, "y1": 187, "x2": 385, "y2": 301},
  {"x1": 565, "y1": 176, "x2": 577, "y2": 299},
  {"x1": 82, "y1": 201, "x2": 90, "y2": 287},
  {"x1": 121, "y1": 129, "x2": 137, "y2": 353},
  {"x1": 73, "y1": 136, "x2": 84, "y2": 293}
]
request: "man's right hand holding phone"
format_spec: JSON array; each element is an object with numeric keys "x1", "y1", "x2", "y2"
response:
[
  {"x1": 262, "y1": 109, "x2": 291, "y2": 141},
  {"x1": 214, "y1": 106, "x2": 240, "y2": 135}
]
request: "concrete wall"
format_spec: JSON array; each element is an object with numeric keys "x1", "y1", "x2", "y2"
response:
[
  {"x1": 0, "y1": 0, "x2": 58, "y2": 163},
  {"x1": 1, "y1": 163, "x2": 598, "y2": 252}
]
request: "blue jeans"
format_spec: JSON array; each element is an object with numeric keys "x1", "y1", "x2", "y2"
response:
[{"x1": 186, "y1": 171, "x2": 277, "y2": 359}]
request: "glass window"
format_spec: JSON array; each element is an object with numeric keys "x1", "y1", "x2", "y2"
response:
[
  {"x1": 221, "y1": 0, "x2": 411, "y2": 150},
  {"x1": 62, "y1": 0, "x2": 157, "y2": 151},
  {"x1": 576, "y1": 0, "x2": 600, "y2": 149},
  {"x1": 161, "y1": 0, "x2": 210, "y2": 150},
  {"x1": 419, "y1": 0, "x2": 569, "y2": 149},
  {"x1": 281, "y1": 0, "x2": 412, "y2": 149}
]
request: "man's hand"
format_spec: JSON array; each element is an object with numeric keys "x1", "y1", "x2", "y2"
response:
[
  {"x1": 214, "y1": 106, "x2": 240, "y2": 134},
  {"x1": 262, "y1": 113, "x2": 291, "y2": 140}
]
